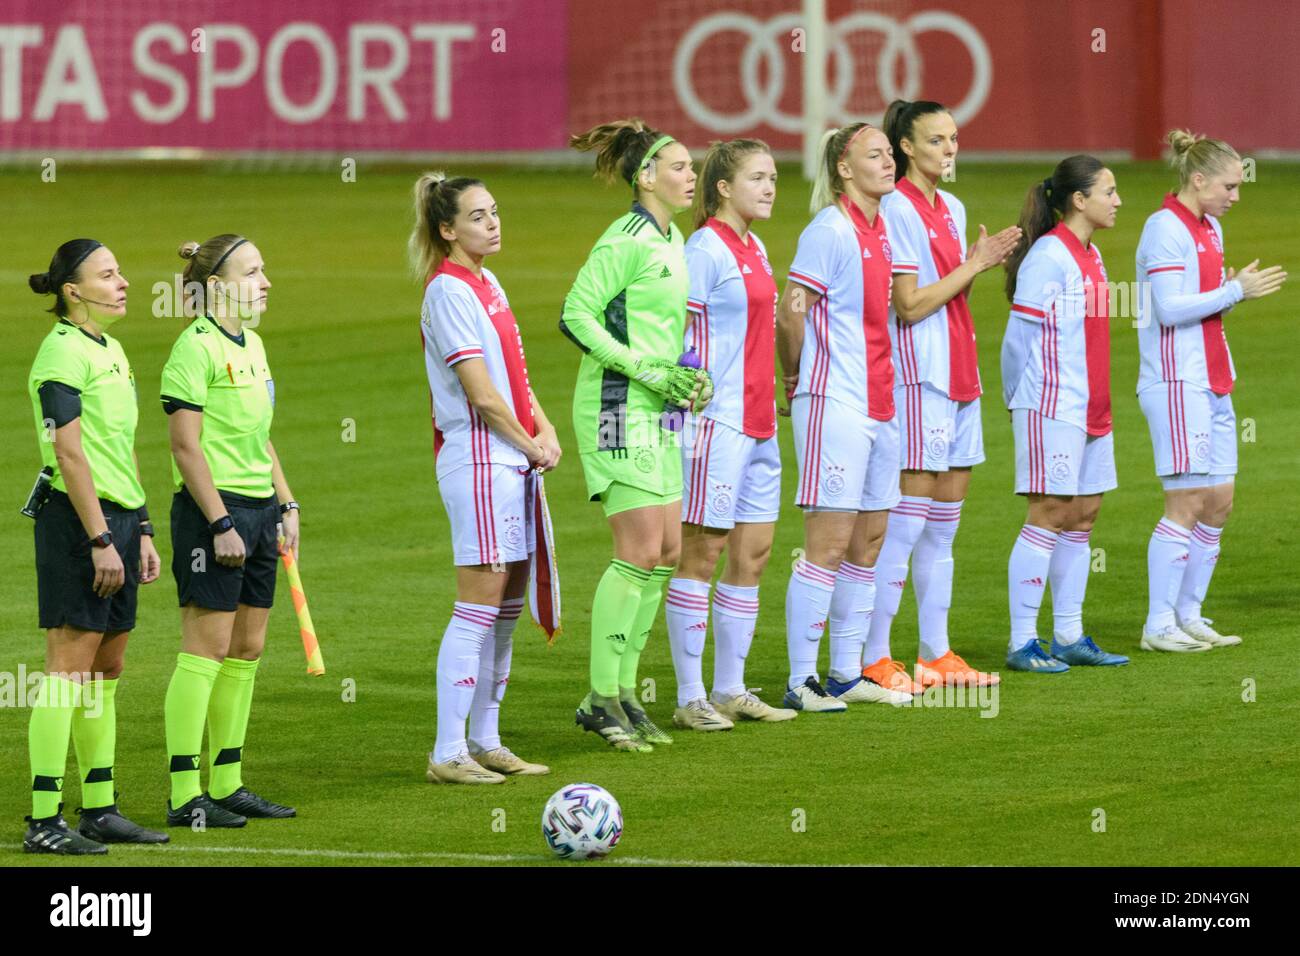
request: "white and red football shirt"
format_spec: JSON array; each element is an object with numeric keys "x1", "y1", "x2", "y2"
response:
[
  {"x1": 421, "y1": 259, "x2": 535, "y2": 476},
  {"x1": 881, "y1": 179, "x2": 981, "y2": 400},
  {"x1": 787, "y1": 197, "x2": 896, "y2": 422},
  {"x1": 1136, "y1": 194, "x2": 1242, "y2": 396},
  {"x1": 1001, "y1": 223, "x2": 1113, "y2": 435},
  {"x1": 684, "y1": 217, "x2": 778, "y2": 439}
]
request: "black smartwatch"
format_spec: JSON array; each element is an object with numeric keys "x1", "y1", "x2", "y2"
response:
[
  {"x1": 209, "y1": 515, "x2": 235, "y2": 535},
  {"x1": 139, "y1": 521, "x2": 155, "y2": 537},
  {"x1": 279, "y1": 501, "x2": 299, "y2": 515},
  {"x1": 89, "y1": 530, "x2": 113, "y2": 549}
]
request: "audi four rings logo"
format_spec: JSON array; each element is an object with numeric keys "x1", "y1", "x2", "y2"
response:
[{"x1": 673, "y1": 11, "x2": 993, "y2": 133}]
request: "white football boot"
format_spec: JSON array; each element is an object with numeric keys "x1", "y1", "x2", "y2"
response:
[
  {"x1": 1139, "y1": 624, "x2": 1212, "y2": 653},
  {"x1": 782, "y1": 677, "x2": 847, "y2": 713},
  {"x1": 469, "y1": 745, "x2": 550, "y2": 776},
  {"x1": 426, "y1": 751, "x2": 506, "y2": 784},
  {"x1": 1176, "y1": 616, "x2": 1242, "y2": 647},
  {"x1": 672, "y1": 697, "x2": 735, "y2": 731},
  {"x1": 711, "y1": 689, "x2": 797, "y2": 723}
]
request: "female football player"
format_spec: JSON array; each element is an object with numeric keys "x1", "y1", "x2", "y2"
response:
[
  {"x1": 666, "y1": 139, "x2": 795, "y2": 729},
  {"x1": 776, "y1": 123, "x2": 911, "y2": 711},
  {"x1": 1135, "y1": 130, "x2": 1286, "y2": 651},
  {"x1": 413, "y1": 172, "x2": 560, "y2": 783},
  {"x1": 1001, "y1": 156, "x2": 1129, "y2": 671},
  {"x1": 23, "y1": 240, "x2": 166, "y2": 854},
  {"x1": 560, "y1": 118, "x2": 712, "y2": 751}
]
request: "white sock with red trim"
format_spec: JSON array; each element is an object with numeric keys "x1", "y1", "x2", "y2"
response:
[
  {"x1": 665, "y1": 577, "x2": 711, "y2": 705},
  {"x1": 1146, "y1": 518, "x2": 1191, "y2": 632},
  {"x1": 1175, "y1": 523, "x2": 1223, "y2": 624},
  {"x1": 1008, "y1": 526, "x2": 1057, "y2": 652},
  {"x1": 786, "y1": 559, "x2": 837, "y2": 690},
  {"x1": 434, "y1": 602, "x2": 498, "y2": 763},
  {"x1": 468, "y1": 598, "x2": 521, "y2": 752},
  {"x1": 711, "y1": 583, "x2": 759, "y2": 698},
  {"x1": 914, "y1": 499, "x2": 963, "y2": 661},
  {"x1": 828, "y1": 562, "x2": 875, "y2": 682},
  {"x1": 1049, "y1": 530, "x2": 1092, "y2": 645},
  {"x1": 864, "y1": 496, "x2": 931, "y2": 664}
]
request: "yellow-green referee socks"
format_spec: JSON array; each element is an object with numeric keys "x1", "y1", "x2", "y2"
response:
[
  {"x1": 164, "y1": 653, "x2": 222, "y2": 807},
  {"x1": 207, "y1": 657, "x2": 260, "y2": 800},
  {"x1": 72, "y1": 677, "x2": 118, "y2": 811},
  {"x1": 28, "y1": 674, "x2": 81, "y2": 820},
  {"x1": 619, "y1": 566, "x2": 673, "y2": 693},
  {"x1": 590, "y1": 560, "x2": 653, "y2": 697}
]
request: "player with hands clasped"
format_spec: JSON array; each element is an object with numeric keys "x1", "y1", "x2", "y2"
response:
[
  {"x1": 159, "y1": 234, "x2": 298, "y2": 826},
  {"x1": 666, "y1": 138, "x2": 796, "y2": 729},
  {"x1": 865, "y1": 98, "x2": 1019, "y2": 695},
  {"x1": 777, "y1": 123, "x2": 904, "y2": 712},
  {"x1": 1135, "y1": 130, "x2": 1287, "y2": 652},
  {"x1": 1001, "y1": 157, "x2": 1129, "y2": 672},
  {"x1": 560, "y1": 118, "x2": 713, "y2": 751},
  {"x1": 23, "y1": 240, "x2": 167, "y2": 854},
  {"x1": 414, "y1": 172, "x2": 560, "y2": 784}
]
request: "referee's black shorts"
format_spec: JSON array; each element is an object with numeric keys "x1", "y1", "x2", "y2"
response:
[
  {"x1": 170, "y1": 486, "x2": 279, "y2": 612},
  {"x1": 35, "y1": 490, "x2": 141, "y2": 632}
]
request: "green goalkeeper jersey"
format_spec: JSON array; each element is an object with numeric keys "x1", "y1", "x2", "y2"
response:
[{"x1": 560, "y1": 203, "x2": 690, "y2": 468}]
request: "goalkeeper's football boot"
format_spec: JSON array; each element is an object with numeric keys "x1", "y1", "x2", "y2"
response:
[
  {"x1": 711, "y1": 688, "x2": 797, "y2": 722},
  {"x1": 575, "y1": 694, "x2": 652, "y2": 753},
  {"x1": 1140, "y1": 624, "x2": 1211, "y2": 653},
  {"x1": 24, "y1": 809, "x2": 108, "y2": 855},
  {"x1": 1175, "y1": 616, "x2": 1242, "y2": 647},
  {"x1": 916, "y1": 649, "x2": 1002, "y2": 687},
  {"x1": 77, "y1": 797, "x2": 169, "y2": 844},
  {"x1": 470, "y1": 745, "x2": 550, "y2": 776},
  {"x1": 672, "y1": 697, "x2": 734, "y2": 731},
  {"x1": 1005, "y1": 639, "x2": 1070, "y2": 673},
  {"x1": 825, "y1": 673, "x2": 912, "y2": 705},
  {"x1": 621, "y1": 697, "x2": 674, "y2": 745},
  {"x1": 166, "y1": 793, "x2": 247, "y2": 827},
  {"x1": 426, "y1": 752, "x2": 506, "y2": 784},
  {"x1": 782, "y1": 677, "x2": 847, "y2": 713},
  {"x1": 862, "y1": 656, "x2": 924, "y2": 695},
  {"x1": 1049, "y1": 635, "x2": 1130, "y2": 666},
  {"x1": 211, "y1": 787, "x2": 296, "y2": 818}
]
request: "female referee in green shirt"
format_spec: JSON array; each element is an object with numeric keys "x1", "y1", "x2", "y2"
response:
[
  {"x1": 24, "y1": 239, "x2": 167, "y2": 854},
  {"x1": 159, "y1": 234, "x2": 298, "y2": 827},
  {"x1": 561, "y1": 119, "x2": 713, "y2": 751}
]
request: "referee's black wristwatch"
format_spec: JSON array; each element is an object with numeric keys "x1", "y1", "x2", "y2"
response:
[
  {"x1": 89, "y1": 530, "x2": 113, "y2": 549},
  {"x1": 279, "y1": 501, "x2": 299, "y2": 516},
  {"x1": 137, "y1": 506, "x2": 154, "y2": 537},
  {"x1": 210, "y1": 515, "x2": 235, "y2": 535}
]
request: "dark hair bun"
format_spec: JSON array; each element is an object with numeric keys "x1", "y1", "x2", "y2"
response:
[{"x1": 29, "y1": 272, "x2": 52, "y2": 295}]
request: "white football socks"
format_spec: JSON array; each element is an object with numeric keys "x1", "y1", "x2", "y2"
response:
[
  {"x1": 828, "y1": 562, "x2": 875, "y2": 682},
  {"x1": 665, "y1": 577, "x2": 711, "y2": 705},
  {"x1": 1175, "y1": 522, "x2": 1223, "y2": 624},
  {"x1": 712, "y1": 582, "x2": 759, "y2": 699},
  {"x1": 467, "y1": 598, "x2": 520, "y2": 753},
  {"x1": 1048, "y1": 530, "x2": 1091, "y2": 645},
  {"x1": 864, "y1": 496, "x2": 931, "y2": 663},
  {"x1": 1146, "y1": 518, "x2": 1191, "y2": 632},
  {"x1": 434, "y1": 602, "x2": 498, "y2": 763},
  {"x1": 914, "y1": 499, "x2": 962, "y2": 661},
  {"x1": 786, "y1": 559, "x2": 837, "y2": 690},
  {"x1": 1008, "y1": 525, "x2": 1058, "y2": 652}
]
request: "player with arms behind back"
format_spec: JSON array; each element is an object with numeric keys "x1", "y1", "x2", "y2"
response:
[
  {"x1": 868, "y1": 99, "x2": 1019, "y2": 693},
  {"x1": 1135, "y1": 130, "x2": 1286, "y2": 651},
  {"x1": 413, "y1": 172, "x2": 561, "y2": 784},
  {"x1": 1000, "y1": 157, "x2": 1130, "y2": 672},
  {"x1": 665, "y1": 139, "x2": 796, "y2": 729},
  {"x1": 560, "y1": 119, "x2": 712, "y2": 751}
]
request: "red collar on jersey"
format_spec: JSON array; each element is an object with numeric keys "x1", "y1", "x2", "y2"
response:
[
  {"x1": 1162, "y1": 192, "x2": 1209, "y2": 229},
  {"x1": 436, "y1": 258, "x2": 488, "y2": 289},
  {"x1": 705, "y1": 216, "x2": 756, "y2": 252},
  {"x1": 896, "y1": 175, "x2": 941, "y2": 210},
  {"x1": 840, "y1": 195, "x2": 883, "y2": 236},
  {"x1": 1048, "y1": 220, "x2": 1097, "y2": 258}
]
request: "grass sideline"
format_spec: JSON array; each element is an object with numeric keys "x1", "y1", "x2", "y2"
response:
[{"x1": 1, "y1": 161, "x2": 1297, "y2": 867}]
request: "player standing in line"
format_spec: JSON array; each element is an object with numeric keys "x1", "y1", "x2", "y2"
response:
[
  {"x1": 866, "y1": 99, "x2": 1019, "y2": 693},
  {"x1": 160, "y1": 235, "x2": 298, "y2": 825},
  {"x1": 23, "y1": 240, "x2": 167, "y2": 854},
  {"x1": 560, "y1": 119, "x2": 713, "y2": 751},
  {"x1": 1135, "y1": 131, "x2": 1286, "y2": 651},
  {"x1": 665, "y1": 139, "x2": 796, "y2": 729},
  {"x1": 776, "y1": 123, "x2": 911, "y2": 711},
  {"x1": 1000, "y1": 157, "x2": 1130, "y2": 672},
  {"x1": 413, "y1": 172, "x2": 560, "y2": 783}
]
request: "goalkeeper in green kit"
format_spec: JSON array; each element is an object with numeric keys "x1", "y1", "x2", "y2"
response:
[{"x1": 560, "y1": 119, "x2": 713, "y2": 752}]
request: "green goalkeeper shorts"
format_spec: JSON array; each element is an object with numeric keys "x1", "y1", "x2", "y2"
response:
[{"x1": 581, "y1": 445, "x2": 683, "y2": 516}]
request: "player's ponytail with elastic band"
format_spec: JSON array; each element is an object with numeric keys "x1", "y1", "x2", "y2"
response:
[
  {"x1": 692, "y1": 138, "x2": 771, "y2": 229},
  {"x1": 1004, "y1": 154, "x2": 1105, "y2": 301},
  {"x1": 570, "y1": 118, "x2": 669, "y2": 195},
  {"x1": 409, "y1": 171, "x2": 485, "y2": 281},
  {"x1": 1167, "y1": 129, "x2": 1240, "y2": 191},
  {"x1": 809, "y1": 122, "x2": 871, "y2": 214},
  {"x1": 882, "y1": 99, "x2": 947, "y2": 179}
]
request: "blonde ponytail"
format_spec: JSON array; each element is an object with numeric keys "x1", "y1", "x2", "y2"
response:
[{"x1": 1167, "y1": 129, "x2": 1240, "y2": 191}]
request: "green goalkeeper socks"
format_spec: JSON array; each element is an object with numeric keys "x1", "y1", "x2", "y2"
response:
[
  {"x1": 72, "y1": 678, "x2": 118, "y2": 811},
  {"x1": 590, "y1": 560, "x2": 652, "y2": 697},
  {"x1": 619, "y1": 566, "x2": 673, "y2": 692},
  {"x1": 207, "y1": 657, "x2": 260, "y2": 800},
  {"x1": 28, "y1": 675, "x2": 80, "y2": 820},
  {"x1": 164, "y1": 653, "x2": 221, "y2": 807}
]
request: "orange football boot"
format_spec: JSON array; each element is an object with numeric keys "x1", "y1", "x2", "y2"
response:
[
  {"x1": 915, "y1": 649, "x2": 1001, "y2": 688},
  {"x1": 861, "y1": 657, "x2": 923, "y2": 696}
]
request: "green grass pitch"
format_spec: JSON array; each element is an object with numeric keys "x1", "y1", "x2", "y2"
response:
[{"x1": 1, "y1": 159, "x2": 1297, "y2": 867}]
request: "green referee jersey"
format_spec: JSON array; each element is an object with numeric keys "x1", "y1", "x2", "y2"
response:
[
  {"x1": 160, "y1": 316, "x2": 275, "y2": 498},
  {"x1": 560, "y1": 203, "x2": 690, "y2": 489},
  {"x1": 28, "y1": 320, "x2": 145, "y2": 509}
]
